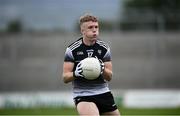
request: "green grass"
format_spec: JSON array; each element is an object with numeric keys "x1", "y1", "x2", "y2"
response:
[
  {"x1": 0, "y1": 107, "x2": 77, "y2": 115},
  {"x1": 120, "y1": 107, "x2": 180, "y2": 115},
  {"x1": 0, "y1": 107, "x2": 180, "y2": 115}
]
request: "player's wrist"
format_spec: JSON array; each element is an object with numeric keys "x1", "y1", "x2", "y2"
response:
[
  {"x1": 73, "y1": 71, "x2": 79, "y2": 78},
  {"x1": 73, "y1": 71, "x2": 76, "y2": 78},
  {"x1": 73, "y1": 64, "x2": 84, "y2": 78},
  {"x1": 99, "y1": 60, "x2": 105, "y2": 74}
]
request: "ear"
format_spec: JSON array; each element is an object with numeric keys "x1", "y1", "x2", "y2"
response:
[
  {"x1": 80, "y1": 25, "x2": 84, "y2": 35},
  {"x1": 81, "y1": 28, "x2": 84, "y2": 35}
]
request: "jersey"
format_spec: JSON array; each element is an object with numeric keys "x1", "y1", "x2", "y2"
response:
[{"x1": 64, "y1": 37, "x2": 112, "y2": 98}]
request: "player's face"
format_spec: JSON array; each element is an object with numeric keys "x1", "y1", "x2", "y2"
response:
[{"x1": 81, "y1": 21, "x2": 99, "y2": 40}]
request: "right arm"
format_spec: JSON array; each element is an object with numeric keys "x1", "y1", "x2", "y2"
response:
[
  {"x1": 62, "y1": 47, "x2": 75, "y2": 83},
  {"x1": 62, "y1": 62, "x2": 75, "y2": 83}
]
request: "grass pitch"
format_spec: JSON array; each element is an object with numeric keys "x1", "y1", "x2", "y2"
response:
[{"x1": 0, "y1": 107, "x2": 180, "y2": 115}]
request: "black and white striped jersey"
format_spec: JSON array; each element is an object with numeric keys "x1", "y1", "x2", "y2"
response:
[{"x1": 64, "y1": 37, "x2": 112, "y2": 98}]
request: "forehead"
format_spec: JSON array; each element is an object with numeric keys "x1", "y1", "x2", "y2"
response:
[{"x1": 82, "y1": 21, "x2": 98, "y2": 27}]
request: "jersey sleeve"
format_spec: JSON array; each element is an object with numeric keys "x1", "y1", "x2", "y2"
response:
[
  {"x1": 103, "y1": 47, "x2": 112, "y2": 62},
  {"x1": 64, "y1": 47, "x2": 74, "y2": 62}
]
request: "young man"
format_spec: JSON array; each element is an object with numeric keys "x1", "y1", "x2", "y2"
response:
[{"x1": 62, "y1": 14, "x2": 120, "y2": 115}]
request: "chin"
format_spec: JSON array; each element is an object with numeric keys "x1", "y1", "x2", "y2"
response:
[{"x1": 90, "y1": 37, "x2": 97, "y2": 41}]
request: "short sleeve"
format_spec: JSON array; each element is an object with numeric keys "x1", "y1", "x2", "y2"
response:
[
  {"x1": 64, "y1": 47, "x2": 74, "y2": 62},
  {"x1": 103, "y1": 47, "x2": 112, "y2": 62}
]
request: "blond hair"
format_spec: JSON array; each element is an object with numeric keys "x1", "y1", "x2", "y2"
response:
[{"x1": 79, "y1": 13, "x2": 98, "y2": 26}]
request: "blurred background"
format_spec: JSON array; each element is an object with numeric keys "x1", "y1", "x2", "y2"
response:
[{"x1": 0, "y1": 0, "x2": 180, "y2": 115}]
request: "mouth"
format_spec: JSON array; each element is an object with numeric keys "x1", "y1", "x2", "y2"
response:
[{"x1": 93, "y1": 34, "x2": 97, "y2": 37}]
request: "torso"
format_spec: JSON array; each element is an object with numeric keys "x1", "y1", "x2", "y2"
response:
[{"x1": 64, "y1": 37, "x2": 112, "y2": 98}]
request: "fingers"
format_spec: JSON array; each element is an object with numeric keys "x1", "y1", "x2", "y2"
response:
[
  {"x1": 74, "y1": 62, "x2": 84, "y2": 78},
  {"x1": 77, "y1": 62, "x2": 82, "y2": 68},
  {"x1": 100, "y1": 63, "x2": 105, "y2": 74},
  {"x1": 94, "y1": 56, "x2": 105, "y2": 74}
]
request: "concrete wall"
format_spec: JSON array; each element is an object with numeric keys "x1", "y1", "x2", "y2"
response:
[{"x1": 0, "y1": 32, "x2": 180, "y2": 92}]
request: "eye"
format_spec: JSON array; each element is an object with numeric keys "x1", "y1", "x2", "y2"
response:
[
  {"x1": 88, "y1": 26, "x2": 93, "y2": 29},
  {"x1": 95, "y1": 26, "x2": 98, "y2": 29}
]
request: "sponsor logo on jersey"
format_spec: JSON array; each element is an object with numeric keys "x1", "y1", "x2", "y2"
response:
[{"x1": 77, "y1": 51, "x2": 84, "y2": 55}]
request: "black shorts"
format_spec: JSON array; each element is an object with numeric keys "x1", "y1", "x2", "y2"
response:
[{"x1": 74, "y1": 92, "x2": 118, "y2": 114}]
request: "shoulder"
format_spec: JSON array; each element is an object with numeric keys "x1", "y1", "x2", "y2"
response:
[
  {"x1": 68, "y1": 37, "x2": 83, "y2": 51},
  {"x1": 96, "y1": 39, "x2": 110, "y2": 50}
]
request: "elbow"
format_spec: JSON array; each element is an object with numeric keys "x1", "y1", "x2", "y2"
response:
[
  {"x1": 62, "y1": 72, "x2": 74, "y2": 84},
  {"x1": 110, "y1": 72, "x2": 113, "y2": 80},
  {"x1": 103, "y1": 71, "x2": 113, "y2": 82},
  {"x1": 63, "y1": 78, "x2": 69, "y2": 84},
  {"x1": 62, "y1": 74, "x2": 68, "y2": 84},
  {"x1": 106, "y1": 76, "x2": 112, "y2": 82}
]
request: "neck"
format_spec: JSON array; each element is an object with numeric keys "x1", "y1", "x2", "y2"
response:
[{"x1": 82, "y1": 37, "x2": 96, "y2": 46}]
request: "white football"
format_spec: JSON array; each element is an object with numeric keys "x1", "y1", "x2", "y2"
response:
[{"x1": 80, "y1": 57, "x2": 101, "y2": 80}]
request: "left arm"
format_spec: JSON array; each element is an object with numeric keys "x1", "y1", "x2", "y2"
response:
[{"x1": 102, "y1": 61, "x2": 113, "y2": 81}]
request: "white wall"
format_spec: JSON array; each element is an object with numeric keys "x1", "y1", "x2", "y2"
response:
[
  {"x1": 123, "y1": 90, "x2": 180, "y2": 108},
  {"x1": 0, "y1": 90, "x2": 180, "y2": 108}
]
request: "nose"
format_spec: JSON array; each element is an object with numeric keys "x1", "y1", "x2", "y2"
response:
[{"x1": 92, "y1": 27, "x2": 97, "y2": 32}]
